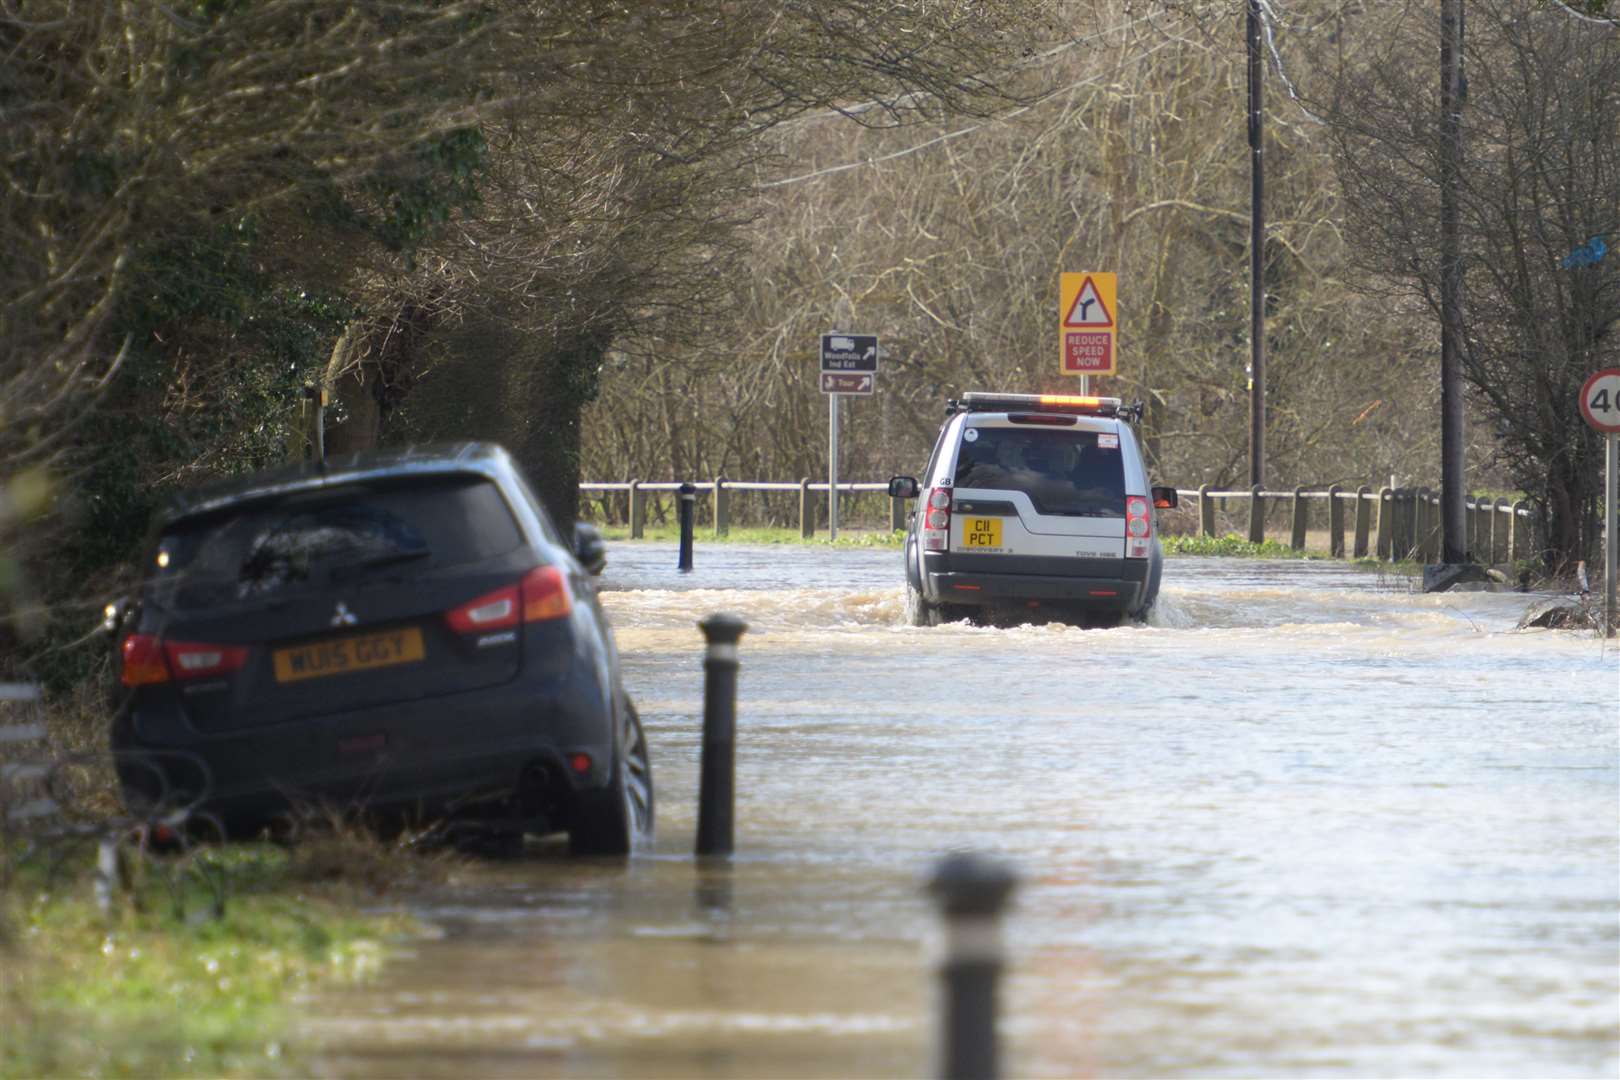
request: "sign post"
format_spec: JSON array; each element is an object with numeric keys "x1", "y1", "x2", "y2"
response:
[
  {"x1": 820, "y1": 334, "x2": 879, "y2": 542},
  {"x1": 1579, "y1": 367, "x2": 1620, "y2": 636},
  {"x1": 1059, "y1": 272, "x2": 1117, "y2": 396}
]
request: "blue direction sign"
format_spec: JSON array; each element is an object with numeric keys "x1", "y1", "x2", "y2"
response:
[{"x1": 821, "y1": 333, "x2": 879, "y2": 372}]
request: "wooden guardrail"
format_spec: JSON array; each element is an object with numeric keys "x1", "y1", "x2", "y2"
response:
[
  {"x1": 2, "y1": 683, "x2": 226, "y2": 916},
  {"x1": 1183, "y1": 484, "x2": 1535, "y2": 564},
  {"x1": 581, "y1": 479, "x2": 1538, "y2": 564},
  {"x1": 581, "y1": 479, "x2": 899, "y2": 540}
]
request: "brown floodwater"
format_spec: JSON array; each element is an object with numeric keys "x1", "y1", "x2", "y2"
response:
[{"x1": 310, "y1": 543, "x2": 1619, "y2": 1078}]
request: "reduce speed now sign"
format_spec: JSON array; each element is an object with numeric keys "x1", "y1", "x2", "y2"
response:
[{"x1": 1580, "y1": 368, "x2": 1620, "y2": 433}]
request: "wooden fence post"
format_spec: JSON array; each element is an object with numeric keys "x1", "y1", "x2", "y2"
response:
[
  {"x1": 1420, "y1": 489, "x2": 1440, "y2": 563},
  {"x1": 1328, "y1": 484, "x2": 1345, "y2": 558},
  {"x1": 890, "y1": 494, "x2": 906, "y2": 532},
  {"x1": 1472, "y1": 497, "x2": 1491, "y2": 562},
  {"x1": 1461, "y1": 495, "x2": 1475, "y2": 558},
  {"x1": 1404, "y1": 489, "x2": 1420, "y2": 562},
  {"x1": 629, "y1": 480, "x2": 645, "y2": 540},
  {"x1": 713, "y1": 476, "x2": 730, "y2": 537},
  {"x1": 799, "y1": 477, "x2": 814, "y2": 538},
  {"x1": 1248, "y1": 485, "x2": 1266, "y2": 544},
  {"x1": 1290, "y1": 487, "x2": 1308, "y2": 551},
  {"x1": 1394, "y1": 488, "x2": 1410, "y2": 561},
  {"x1": 1353, "y1": 485, "x2": 1372, "y2": 558},
  {"x1": 1376, "y1": 486, "x2": 1394, "y2": 560},
  {"x1": 1511, "y1": 499, "x2": 1531, "y2": 564},
  {"x1": 1412, "y1": 489, "x2": 1423, "y2": 561},
  {"x1": 1490, "y1": 497, "x2": 1508, "y2": 564},
  {"x1": 1198, "y1": 484, "x2": 1216, "y2": 537}
]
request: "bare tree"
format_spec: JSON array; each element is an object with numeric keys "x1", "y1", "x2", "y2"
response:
[
  {"x1": 584, "y1": 1, "x2": 1444, "y2": 517},
  {"x1": 1319, "y1": 0, "x2": 1620, "y2": 572}
]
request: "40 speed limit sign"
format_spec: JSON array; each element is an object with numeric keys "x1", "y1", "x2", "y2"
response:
[{"x1": 1580, "y1": 368, "x2": 1620, "y2": 433}]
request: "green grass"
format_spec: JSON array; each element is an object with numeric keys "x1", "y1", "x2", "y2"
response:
[
  {"x1": 1161, "y1": 533, "x2": 1324, "y2": 559},
  {"x1": 595, "y1": 525, "x2": 1432, "y2": 567},
  {"x1": 592, "y1": 523, "x2": 905, "y2": 548},
  {"x1": 0, "y1": 838, "x2": 425, "y2": 1078}
]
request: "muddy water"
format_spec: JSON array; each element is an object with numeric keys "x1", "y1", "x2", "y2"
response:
[{"x1": 312, "y1": 545, "x2": 1619, "y2": 1078}]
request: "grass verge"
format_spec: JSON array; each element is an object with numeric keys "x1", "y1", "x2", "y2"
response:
[
  {"x1": 592, "y1": 525, "x2": 1432, "y2": 569},
  {"x1": 0, "y1": 827, "x2": 439, "y2": 1078},
  {"x1": 1162, "y1": 533, "x2": 1327, "y2": 559}
]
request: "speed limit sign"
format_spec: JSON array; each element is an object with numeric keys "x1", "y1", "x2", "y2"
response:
[{"x1": 1580, "y1": 368, "x2": 1620, "y2": 433}]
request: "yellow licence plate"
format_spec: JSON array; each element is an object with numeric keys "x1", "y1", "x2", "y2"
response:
[
  {"x1": 273, "y1": 627, "x2": 425, "y2": 684},
  {"x1": 961, "y1": 516, "x2": 1003, "y2": 548}
]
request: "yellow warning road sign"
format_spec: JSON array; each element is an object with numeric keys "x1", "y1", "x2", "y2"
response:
[{"x1": 1059, "y1": 272, "x2": 1117, "y2": 377}]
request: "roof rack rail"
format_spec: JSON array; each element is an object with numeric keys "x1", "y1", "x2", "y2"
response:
[{"x1": 947, "y1": 392, "x2": 1143, "y2": 423}]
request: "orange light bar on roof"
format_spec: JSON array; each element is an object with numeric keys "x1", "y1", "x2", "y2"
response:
[{"x1": 957, "y1": 391, "x2": 1124, "y2": 416}]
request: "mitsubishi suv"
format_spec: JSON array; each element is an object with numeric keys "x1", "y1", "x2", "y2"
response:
[
  {"x1": 105, "y1": 442, "x2": 652, "y2": 854},
  {"x1": 889, "y1": 393, "x2": 1177, "y2": 627}
]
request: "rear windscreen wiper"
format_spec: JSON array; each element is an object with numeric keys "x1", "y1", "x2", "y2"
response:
[{"x1": 327, "y1": 549, "x2": 432, "y2": 583}]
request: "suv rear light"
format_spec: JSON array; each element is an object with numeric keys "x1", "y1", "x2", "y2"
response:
[
  {"x1": 922, "y1": 487, "x2": 952, "y2": 551},
  {"x1": 120, "y1": 634, "x2": 248, "y2": 686},
  {"x1": 1126, "y1": 495, "x2": 1152, "y2": 558},
  {"x1": 521, "y1": 565, "x2": 572, "y2": 621},
  {"x1": 121, "y1": 633, "x2": 170, "y2": 687},
  {"x1": 446, "y1": 566, "x2": 573, "y2": 633},
  {"x1": 447, "y1": 586, "x2": 520, "y2": 633},
  {"x1": 164, "y1": 641, "x2": 248, "y2": 679}
]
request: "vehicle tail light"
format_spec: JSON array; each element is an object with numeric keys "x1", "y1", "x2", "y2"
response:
[
  {"x1": 446, "y1": 567, "x2": 572, "y2": 633},
  {"x1": 521, "y1": 566, "x2": 573, "y2": 621},
  {"x1": 447, "y1": 585, "x2": 520, "y2": 633},
  {"x1": 121, "y1": 634, "x2": 248, "y2": 686},
  {"x1": 164, "y1": 641, "x2": 248, "y2": 679},
  {"x1": 922, "y1": 486, "x2": 952, "y2": 551},
  {"x1": 1126, "y1": 495, "x2": 1152, "y2": 558},
  {"x1": 120, "y1": 633, "x2": 170, "y2": 687}
]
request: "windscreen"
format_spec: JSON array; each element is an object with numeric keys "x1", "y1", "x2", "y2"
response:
[
  {"x1": 953, "y1": 426, "x2": 1125, "y2": 516},
  {"x1": 151, "y1": 475, "x2": 523, "y2": 608}
]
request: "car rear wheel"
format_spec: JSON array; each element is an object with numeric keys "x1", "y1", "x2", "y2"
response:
[
  {"x1": 568, "y1": 695, "x2": 654, "y2": 856},
  {"x1": 903, "y1": 581, "x2": 932, "y2": 627}
]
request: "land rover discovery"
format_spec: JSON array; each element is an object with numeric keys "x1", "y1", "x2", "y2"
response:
[{"x1": 889, "y1": 393, "x2": 1178, "y2": 626}]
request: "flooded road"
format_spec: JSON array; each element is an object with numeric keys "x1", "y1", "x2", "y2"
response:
[{"x1": 314, "y1": 544, "x2": 1619, "y2": 1078}]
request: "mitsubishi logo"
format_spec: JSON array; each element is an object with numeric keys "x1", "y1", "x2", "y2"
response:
[{"x1": 330, "y1": 601, "x2": 358, "y2": 628}]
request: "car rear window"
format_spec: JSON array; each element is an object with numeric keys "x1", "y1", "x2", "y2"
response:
[
  {"x1": 152, "y1": 476, "x2": 523, "y2": 606},
  {"x1": 953, "y1": 426, "x2": 1125, "y2": 516}
]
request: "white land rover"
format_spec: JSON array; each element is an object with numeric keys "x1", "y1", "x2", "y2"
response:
[{"x1": 889, "y1": 392, "x2": 1178, "y2": 626}]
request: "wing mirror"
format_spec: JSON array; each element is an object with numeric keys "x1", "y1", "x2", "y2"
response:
[
  {"x1": 888, "y1": 476, "x2": 920, "y2": 499},
  {"x1": 573, "y1": 522, "x2": 607, "y2": 576},
  {"x1": 1151, "y1": 486, "x2": 1179, "y2": 510}
]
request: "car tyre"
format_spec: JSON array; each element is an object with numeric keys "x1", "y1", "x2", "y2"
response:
[
  {"x1": 904, "y1": 581, "x2": 932, "y2": 627},
  {"x1": 568, "y1": 695, "x2": 655, "y2": 856}
]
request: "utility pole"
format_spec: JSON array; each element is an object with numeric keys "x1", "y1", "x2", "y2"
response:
[
  {"x1": 1247, "y1": 0, "x2": 1266, "y2": 489},
  {"x1": 1438, "y1": 0, "x2": 1467, "y2": 563}
]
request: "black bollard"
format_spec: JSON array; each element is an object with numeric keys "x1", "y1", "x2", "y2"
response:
[
  {"x1": 678, "y1": 481, "x2": 696, "y2": 572},
  {"x1": 927, "y1": 852, "x2": 1019, "y2": 1080},
  {"x1": 695, "y1": 613, "x2": 747, "y2": 857}
]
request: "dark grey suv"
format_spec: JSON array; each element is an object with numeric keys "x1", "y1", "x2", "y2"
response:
[{"x1": 108, "y1": 443, "x2": 651, "y2": 854}]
